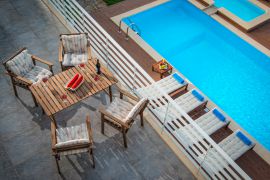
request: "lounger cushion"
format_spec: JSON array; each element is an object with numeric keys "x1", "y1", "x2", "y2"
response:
[
  {"x1": 23, "y1": 66, "x2": 52, "y2": 84},
  {"x1": 6, "y1": 49, "x2": 34, "y2": 76},
  {"x1": 104, "y1": 98, "x2": 134, "y2": 123},
  {"x1": 212, "y1": 109, "x2": 226, "y2": 122},
  {"x1": 172, "y1": 73, "x2": 185, "y2": 84},
  {"x1": 174, "y1": 89, "x2": 205, "y2": 113},
  {"x1": 125, "y1": 98, "x2": 147, "y2": 122},
  {"x1": 219, "y1": 130, "x2": 255, "y2": 160},
  {"x1": 61, "y1": 34, "x2": 88, "y2": 53},
  {"x1": 236, "y1": 131, "x2": 252, "y2": 146},
  {"x1": 56, "y1": 123, "x2": 89, "y2": 149},
  {"x1": 63, "y1": 53, "x2": 88, "y2": 66},
  {"x1": 191, "y1": 90, "x2": 204, "y2": 102}
]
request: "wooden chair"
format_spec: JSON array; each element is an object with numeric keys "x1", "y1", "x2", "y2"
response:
[
  {"x1": 2, "y1": 48, "x2": 53, "y2": 106},
  {"x1": 51, "y1": 116, "x2": 95, "y2": 174},
  {"x1": 59, "y1": 32, "x2": 92, "y2": 71},
  {"x1": 99, "y1": 86, "x2": 149, "y2": 148}
]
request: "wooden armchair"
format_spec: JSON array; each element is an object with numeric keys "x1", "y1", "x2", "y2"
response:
[
  {"x1": 99, "y1": 87, "x2": 149, "y2": 148},
  {"x1": 51, "y1": 116, "x2": 95, "y2": 174},
  {"x1": 59, "y1": 32, "x2": 92, "y2": 71},
  {"x1": 2, "y1": 48, "x2": 53, "y2": 106}
]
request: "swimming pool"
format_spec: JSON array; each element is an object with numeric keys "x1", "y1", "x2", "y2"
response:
[
  {"x1": 215, "y1": 0, "x2": 265, "y2": 22},
  {"x1": 123, "y1": 0, "x2": 270, "y2": 150}
]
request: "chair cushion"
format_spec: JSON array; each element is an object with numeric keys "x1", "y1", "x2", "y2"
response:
[
  {"x1": 23, "y1": 66, "x2": 52, "y2": 84},
  {"x1": 56, "y1": 123, "x2": 89, "y2": 149},
  {"x1": 61, "y1": 34, "x2": 88, "y2": 53},
  {"x1": 6, "y1": 49, "x2": 34, "y2": 76},
  {"x1": 63, "y1": 53, "x2": 88, "y2": 67},
  {"x1": 104, "y1": 98, "x2": 134, "y2": 123},
  {"x1": 124, "y1": 98, "x2": 147, "y2": 122}
]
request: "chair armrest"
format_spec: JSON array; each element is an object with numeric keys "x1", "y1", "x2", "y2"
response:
[
  {"x1": 86, "y1": 116, "x2": 94, "y2": 144},
  {"x1": 87, "y1": 46, "x2": 92, "y2": 60},
  {"x1": 5, "y1": 71, "x2": 32, "y2": 86},
  {"x1": 15, "y1": 76, "x2": 33, "y2": 85},
  {"x1": 116, "y1": 85, "x2": 140, "y2": 102},
  {"x1": 59, "y1": 42, "x2": 63, "y2": 63},
  {"x1": 51, "y1": 121, "x2": 57, "y2": 150},
  {"x1": 31, "y1": 55, "x2": 53, "y2": 67},
  {"x1": 99, "y1": 106, "x2": 129, "y2": 128}
]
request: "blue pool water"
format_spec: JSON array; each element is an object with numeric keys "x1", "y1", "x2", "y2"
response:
[
  {"x1": 123, "y1": 0, "x2": 270, "y2": 150},
  {"x1": 215, "y1": 0, "x2": 265, "y2": 22}
]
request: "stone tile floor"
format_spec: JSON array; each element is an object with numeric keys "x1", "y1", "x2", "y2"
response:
[
  {"x1": 76, "y1": 0, "x2": 107, "y2": 13},
  {"x1": 0, "y1": 0, "x2": 194, "y2": 179}
]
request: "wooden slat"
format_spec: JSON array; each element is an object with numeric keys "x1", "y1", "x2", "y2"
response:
[
  {"x1": 55, "y1": 71, "x2": 79, "y2": 104},
  {"x1": 30, "y1": 86, "x2": 51, "y2": 115},
  {"x1": 46, "y1": 77, "x2": 71, "y2": 108},
  {"x1": 35, "y1": 84, "x2": 60, "y2": 114}
]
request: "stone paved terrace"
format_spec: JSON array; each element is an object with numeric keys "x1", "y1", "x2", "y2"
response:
[{"x1": 0, "y1": 0, "x2": 195, "y2": 179}]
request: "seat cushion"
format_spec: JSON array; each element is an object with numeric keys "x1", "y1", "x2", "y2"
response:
[
  {"x1": 23, "y1": 66, "x2": 52, "y2": 84},
  {"x1": 125, "y1": 98, "x2": 147, "y2": 122},
  {"x1": 63, "y1": 53, "x2": 88, "y2": 67},
  {"x1": 56, "y1": 123, "x2": 89, "y2": 149},
  {"x1": 61, "y1": 34, "x2": 88, "y2": 53},
  {"x1": 6, "y1": 49, "x2": 34, "y2": 76},
  {"x1": 105, "y1": 98, "x2": 134, "y2": 123}
]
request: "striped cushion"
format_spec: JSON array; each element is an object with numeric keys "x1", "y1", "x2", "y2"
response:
[
  {"x1": 6, "y1": 50, "x2": 34, "y2": 76},
  {"x1": 56, "y1": 123, "x2": 89, "y2": 149},
  {"x1": 125, "y1": 98, "x2": 147, "y2": 122},
  {"x1": 104, "y1": 98, "x2": 134, "y2": 123},
  {"x1": 61, "y1": 34, "x2": 88, "y2": 53},
  {"x1": 63, "y1": 53, "x2": 88, "y2": 66},
  {"x1": 23, "y1": 66, "x2": 52, "y2": 84}
]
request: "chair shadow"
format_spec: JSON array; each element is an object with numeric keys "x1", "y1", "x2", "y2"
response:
[
  {"x1": 63, "y1": 154, "x2": 96, "y2": 179},
  {"x1": 17, "y1": 97, "x2": 51, "y2": 130}
]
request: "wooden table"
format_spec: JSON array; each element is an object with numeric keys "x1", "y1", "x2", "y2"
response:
[
  {"x1": 30, "y1": 60, "x2": 117, "y2": 125},
  {"x1": 152, "y1": 60, "x2": 173, "y2": 79}
]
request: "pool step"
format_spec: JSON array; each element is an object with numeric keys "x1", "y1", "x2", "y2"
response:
[{"x1": 203, "y1": 6, "x2": 218, "y2": 15}]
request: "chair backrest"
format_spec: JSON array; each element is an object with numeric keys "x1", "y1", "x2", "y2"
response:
[
  {"x1": 3, "y1": 48, "x2": 34, "y2": 77},
  {"x1": 60, "y1": 33, "x2": 88, "y2": 54},
  {"x1": 124, "y1": 98, "x2": 148, "y2": 124}
]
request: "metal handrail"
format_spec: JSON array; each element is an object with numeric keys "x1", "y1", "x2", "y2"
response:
[
  {"x1": 125, "y1": 22, "x2": 140, "y2": 40},
  {"x1": 118, "y1": 19, "x2": 123, "y2": 33}
]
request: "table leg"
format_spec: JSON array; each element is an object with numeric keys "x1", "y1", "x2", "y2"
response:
[
  {"x1": 108, "y1": 86, "x2": 112, "y2": 102},
  {"x1": 31, "y1": 92, "x2": 38, "y2": 107},
  {"x1": 50, "y1": 115, "x2": 57, "y2": 128}
]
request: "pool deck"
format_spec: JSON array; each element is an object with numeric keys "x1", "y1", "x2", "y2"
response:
[{"x1": 82, "y1": 0, "x2": 270, "y2": 179}]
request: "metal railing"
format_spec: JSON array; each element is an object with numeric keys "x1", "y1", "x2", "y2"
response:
[
  {"x1": 46, "y1": 0, "x2": 251, "y2": 179},
  {"x1": 125, "y1": 22, "x2": 140, "y2": 40},
  {"x1": 118, "y1": 18, "x2": 141, "y2": 40}
]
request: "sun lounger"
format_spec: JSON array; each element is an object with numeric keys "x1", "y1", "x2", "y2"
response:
[
  {"x1": 174, "y1": 89, "x2": 206, "y2": 113},
  {"x1": 136, "y1": 72, "x2": 187, "y2": 96},
  {"x1": 218, "y1": 130, "x2": 255, "y2": 160},
  {"x1": 196, "y1": 130, "x2": 255, "y2": 177},
  {"x1": 192, "y1": 108, "x2": 230, "y2": 135},
  {"x1": 152, "y1": 89, "x2": 207, "y2": 123},
  {"x1": 171, "y1": 108, "x2": 230, "y2": 134}
]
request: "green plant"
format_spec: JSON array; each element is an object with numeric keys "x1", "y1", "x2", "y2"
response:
[{"x1": 103, "y1": 0, "x2": 124, "y2": 5}]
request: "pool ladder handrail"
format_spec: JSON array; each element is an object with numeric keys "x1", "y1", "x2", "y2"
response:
[
  {"x1": 118, "y1": 18, "x2": 141, "y2": 40},
  {"x1": 118, "y1": 19, "x2": 123, "y2": 33},
  {"x1": 125, "y1": 22, "x2": 141, "y2": 40}
]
